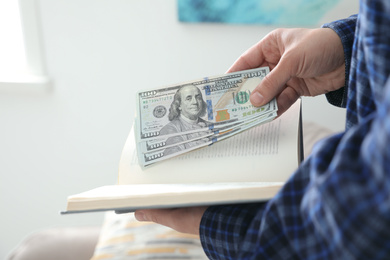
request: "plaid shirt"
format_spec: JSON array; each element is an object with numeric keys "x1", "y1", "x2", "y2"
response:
[{"x1": 199, "y1": 0, "x2": 390, "y2": 259}]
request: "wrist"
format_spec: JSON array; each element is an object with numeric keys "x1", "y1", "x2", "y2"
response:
[{"x1": 321, "y1": 15, "x2": 357, "y2": 107}]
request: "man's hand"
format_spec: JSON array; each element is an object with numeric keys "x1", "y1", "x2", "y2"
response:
[
  {"x1": 134, "y1": 207, "x2": 208, "y2": 235},
  {"x1": 228, "y1": 28, "x2": 345, "y2": 116}
]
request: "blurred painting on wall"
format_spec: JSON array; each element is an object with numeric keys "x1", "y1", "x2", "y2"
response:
[{"x1": 178, "y1": 0, "x2": 342, "y2": 26}]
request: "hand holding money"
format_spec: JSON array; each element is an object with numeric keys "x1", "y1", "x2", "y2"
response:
[{"x1": 135, "y1": 67, "x2": 277, "y2": 166}]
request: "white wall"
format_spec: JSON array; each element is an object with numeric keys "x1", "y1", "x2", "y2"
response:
[{"x1": 1, "y1": 0, "x2": 358, "y2": 258}]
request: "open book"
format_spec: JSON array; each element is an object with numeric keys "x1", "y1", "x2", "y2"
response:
[{"x1": 61, "y1": 99, "x2": 302, "y2": 214}]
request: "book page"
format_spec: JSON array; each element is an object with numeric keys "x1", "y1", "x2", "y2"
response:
[{"x1": 118, "y1": 100, "x2": 301, "y2": 184}]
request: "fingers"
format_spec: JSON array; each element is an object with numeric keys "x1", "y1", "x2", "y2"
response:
[
  {"x1": 135, "y1": 207, "x2": 208, "y2": 235},
  {"x1": 135, "y1": 209, "x2": 178, "y2": 231},
  {"x1": 226, "y1": 32, "x2": 293, "y2": 108},
  {"x1": 250, "y1": 58, "x2": 293, "y2": 107}
]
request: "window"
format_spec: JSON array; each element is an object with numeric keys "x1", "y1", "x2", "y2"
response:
[{"x1": 0, "y1": 0, "x2": 50, "y2": 89}]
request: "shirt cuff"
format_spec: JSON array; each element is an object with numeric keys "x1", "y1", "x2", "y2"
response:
[
  {"x1": 321, "y1": 14, "x2": 357, "y2": 107},
  {"x1": 199, "y1": 203, "x2": 267, "y2": 259}
]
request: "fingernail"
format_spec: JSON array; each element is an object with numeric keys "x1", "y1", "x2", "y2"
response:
[
  {"x1": 135, "y1": 211, "x2": 145, "y2": 221},
  {"x1": 250, "y1": 92, "x2": 264, "y2": 106}
]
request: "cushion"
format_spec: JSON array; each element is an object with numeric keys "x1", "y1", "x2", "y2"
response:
[
  {"x1": 8, "y1": 226, "x2": 101, "y2": 260},
  {"x1": 90, "y1": 212, "x2": 208, "y2": 260}
]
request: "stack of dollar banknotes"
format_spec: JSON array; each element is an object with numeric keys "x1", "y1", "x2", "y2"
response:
[{"x1": 135, "y1": 67, "x2": 278, "y2": 167}]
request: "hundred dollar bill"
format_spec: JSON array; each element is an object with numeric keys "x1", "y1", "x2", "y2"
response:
[
  {"x1": 135, "y1": 67, "x2": 276, "y2": 143},
  {"x1": 139, "y1": 111, "x2": 277, "y2": 166},
  {"x1": 139, "y1": 110, "x2": 276, "y2": 155},
  {"x1": 138, "y1": 104, "x2": 277, "y2": 154},
  {"x1": 140, "y1": 97, "x2": 276, "y2": 145}
]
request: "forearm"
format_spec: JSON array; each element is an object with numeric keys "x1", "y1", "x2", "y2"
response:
[{"x1": 322, "y1": 14, "x2": 357, "y2": 107}]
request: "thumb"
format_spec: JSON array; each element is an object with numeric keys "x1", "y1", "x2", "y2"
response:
[{"x1": 250, "y1": 61, "x2": 292, "y2": 107}]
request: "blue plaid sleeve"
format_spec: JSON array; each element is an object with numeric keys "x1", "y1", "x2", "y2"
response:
[
  {"x1": 199, "y1": 1, "x2": 390, "y2": 259},
  {"x1": 322, "y1": 15, "x2": 357, "y2": 108}
]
